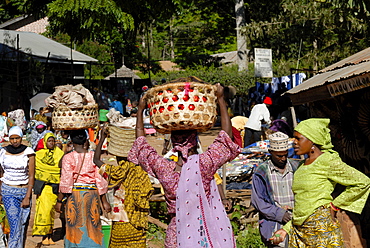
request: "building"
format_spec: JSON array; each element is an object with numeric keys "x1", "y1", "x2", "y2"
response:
[{"x1": 0, "y1": 29, "x2": 97, "y2": 113}]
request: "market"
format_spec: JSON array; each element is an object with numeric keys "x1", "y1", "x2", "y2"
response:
[{"x1": 2, "y1": 1, "x2": 370, "y2": 248}]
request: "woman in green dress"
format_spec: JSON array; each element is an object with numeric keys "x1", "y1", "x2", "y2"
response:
[{"x1": 271, "y1": 118, "x2": 370, "y2": 247}]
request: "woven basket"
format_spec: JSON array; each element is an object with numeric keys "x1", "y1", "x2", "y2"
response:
[
  {"x1": 52, "y1": 104, "x2": 98, "y2": 130},
  {"x1": 107, "y1": 125, "x2": 136, "y2": 157},
  {"x1": 145, "y1": 82, "x2": 217, "y2": 134}
]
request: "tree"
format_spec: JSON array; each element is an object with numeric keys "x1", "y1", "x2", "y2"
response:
[
  {"x1": 241, "y1": 0, "x2": 370, "y2": 76},
  {"x1": 47, "y1": 0, "x2": 134, "y2": 42},
  {"x1": 235, "y1": 0, "x2": 248, "y2": 71}
]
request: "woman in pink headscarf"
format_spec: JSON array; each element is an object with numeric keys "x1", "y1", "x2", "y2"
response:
[
  {"x1": 29, "y1": 121, "x2": 52, "y2": 151},
  {"x1": 128, "y1": 84, "x2": 241, "y2": 248}
]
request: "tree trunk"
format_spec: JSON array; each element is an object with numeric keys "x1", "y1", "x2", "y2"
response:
[
  {"x1": 235, "y1": 0, "x2": 248, "y2": 71},
  {"x1": 313, "y1": 39, "x2": 318, "y2": 71},
  {"x1": 170, "y1": 16, "x2": 175, "y2": 60}
]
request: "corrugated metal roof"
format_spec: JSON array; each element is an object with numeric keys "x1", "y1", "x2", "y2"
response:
[
  {"x1": 0, "y1": 29, "x2": 98, "y2": 63},
  {"x1": 320, "y1": 47, "x2": 370, "y2": 73},
  {"x1": 286, "y1": 60, "x2": 370, "y2": 95},
  {"x1": 0, "y1": 16, "x2": 32, "y2": 29}
]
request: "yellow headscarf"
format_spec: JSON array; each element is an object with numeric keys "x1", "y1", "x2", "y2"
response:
[
  {"x1": 294, "y1": 118, "x2": 336, "y2": 153},
  {"x1": 35, "y1": 133, "x2": 64, "y2": 183}
]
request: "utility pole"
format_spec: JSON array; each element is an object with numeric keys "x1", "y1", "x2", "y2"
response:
[{"x1": 235, "y1": 0, "x2": 248, "y2": 71}]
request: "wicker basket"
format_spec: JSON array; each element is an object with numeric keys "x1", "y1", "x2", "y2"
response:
[
  {"x1": 145, "y1": 82, "x2": 217, "y2": 134},
  {"x1": 107, "y1": 125, "x2": 136, "y2": 157},
  {"x1": 52, "y1": 104, "x2": 98, "y2": 130}
]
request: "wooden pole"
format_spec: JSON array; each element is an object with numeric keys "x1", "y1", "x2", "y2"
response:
[{"x1": 290, "y1": 106, "x2": 305, "y2": 159}]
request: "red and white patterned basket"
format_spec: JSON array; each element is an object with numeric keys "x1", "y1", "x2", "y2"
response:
[{"x1": 145, "y1": 81, "x2": 217, "y2": 134}]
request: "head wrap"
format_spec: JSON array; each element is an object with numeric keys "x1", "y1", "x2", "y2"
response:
[
  {"x1": 43, "y1": 132, "x2": 55, "y2": 150},
  {"x1": 268, "y1": 132, "x2": 289, "y2": 151},
  {"x1": 263, "y1": 96, "x2": 272, "y2": 105},
  {"x1": 6, "y1": 126, "x2": 27, "y2": 154},
  {"x1": 171, "y1": 130, "x2": 198, "y2": 161},
  {"x1": 30, "y1": 122, "x2": 51, "y2": 150},
  {"x1": 269, "y1": 119, "x2": 292, "y2": 137},
  {"x1": 9, "y1": 126, "x2": 23, "y2": 138},
  {"x1": 35, "y1": 132, "x2": 63, "y2": 184},
  {"x1": 34, "y1": 121, "x2": 47, "y2": 129},
  {"x1": 294, "y1": 118, "x2": 335, "y2": 153}
]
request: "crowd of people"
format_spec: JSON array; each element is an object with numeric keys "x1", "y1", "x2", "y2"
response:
[{"x1": 0, "y1": 81, "x2": 367, "y2": 248}]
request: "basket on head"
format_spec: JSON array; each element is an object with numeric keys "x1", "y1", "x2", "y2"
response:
[
  {"x1": 145, "y1": 80, "x2": 217, "y2": 134},
  {"x1": 107, "y1": 125, "x2": 136, "y2": 157},
  {"x1": 52, "y1": 104, "x2": 98, "y2": 130}
]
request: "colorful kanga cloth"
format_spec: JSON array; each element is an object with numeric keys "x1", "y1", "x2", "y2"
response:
[
  {"x1": 176, "y1": 155, "x2": 235, "y2": 248},
  {"x1": 32, "y1": 185, "x2": 57, "y2": 236},
  {"x1": 35, "y1": 133, "x2": 64, "y2": 184},
  {"x1": 29, "y1": 121, "x2": 52, "y2": 150},
  {"x1": 109, "y1": 221, "x2": 146, "y2": 248},
  {"x1": 128, "y1": 130, "x2": 241, "y2": 247},
  {"x1": 128, "y1": 130, "x2": 240, "y2": 214},
  {"x1": 64, "y1": 187, "x2": 104, "y2": 248},
  {"x1": 289, "y1": 205, "x2": 344, "y2": 247},
  {"x1": 33, "y1": 133, "x2": 64, "y2": 236},
  {"x1": 2, "y1": 184, "x2": 31, "y2": 248},
  {"x1": 60, "y1": 151, "x2": 108, "y2": 247},
  {"x1": 100, "y1": 160, "x2": 153, "y2": 247}
]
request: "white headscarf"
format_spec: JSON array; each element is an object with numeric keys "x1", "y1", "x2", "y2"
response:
[{"x1": 8, "y1": 126, "x2": 23, "y2": 137}]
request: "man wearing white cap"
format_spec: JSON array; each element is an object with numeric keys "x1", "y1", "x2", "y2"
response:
[{"x1": 251, "y1": 132, "x2": 300, "y2": 247}]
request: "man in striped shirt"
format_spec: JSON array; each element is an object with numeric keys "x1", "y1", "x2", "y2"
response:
[{"x1": 251, "y1": 132, "x2": 300, "y2": 248}]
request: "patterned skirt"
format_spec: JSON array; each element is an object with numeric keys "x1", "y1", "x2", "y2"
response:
[
  {"x1": 1, "y1": 184, "x2": 31, "y2": 248},
  {"x1": 289, "y1": 205, "x2": 344, "y2": 248},
  {"x1": 32, "y1": 185, "x2": 57, "y2": 236},
  {"x1": 109, "y1": 221, "x2": 146, "y2": 248},
  {"x1": 64, "y1": 188, "x2": 104, "y2": 248}
]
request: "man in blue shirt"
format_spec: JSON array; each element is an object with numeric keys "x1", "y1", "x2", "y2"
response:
[
  {"x1": 251, "y1": 132, "x2": 299, "y2": 247},
  {"x1": 109, "y1": 96, "x2": 124, "y2": 115}
]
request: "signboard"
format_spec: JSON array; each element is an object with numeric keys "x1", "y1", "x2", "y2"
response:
[{"x1": 254, "y1": 48, "x2": 273, "y2": 78}]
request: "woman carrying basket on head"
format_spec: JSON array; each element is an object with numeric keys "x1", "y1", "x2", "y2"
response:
[
  {"x1": 32, "y1": 132, "x2": 64, "y2": 245},
  {"x1": 0, "y1": 126, "x2": 35, "y2": 248},
  {"x1": 56, "y1": 129, "x2": 111, "y2": 248},
  {"x1": 270, "y1": 118, "x2": 370, "y2": 247},
  {"x1": 128, "y1": 83, "x2": 241, "y2": 248},
  {"x1": 94, "y1": 126, "x2": 153, "y2": 248}
]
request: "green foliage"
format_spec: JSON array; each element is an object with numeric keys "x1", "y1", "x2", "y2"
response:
[
  {"x1": 151, "y1": 65, "x2": 257, "y2": 95},
  {"x1": 2, "y1": 0, "x2": 370, "y2": 80},
  {"x1": 230, "y1": 204, "x2": 247, "y2": 235},
  {"x1": 0, "y1": 1, "x2": 22, "y2": 23},
  {"x1": 146, "y1": 201, "x2": 168, "y2": 247},
  {"x1": 242, "y1": 0, "x2": 370, "y2": 76},
  {"x1": 149, "y1": 201, "x2": 171, "y2": 224},
  {"x1": 47, "y1": 0, "x2": 134, "y2": 41},
  {"x1": 50, "y1": 33, "x2": 115, "y2": 79},
  {"x1": 147, "y1": 223, "x2": 166, "y2": 247},
  {"x1": 236, "y1": 226, "x2": 266, "y2": 248},
  {"x1": 78, "y1": 41, "x2": 114, "y2": 79},
  {"x1": 230, "y1": 204, "x2": 266, "y2": 248}
]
